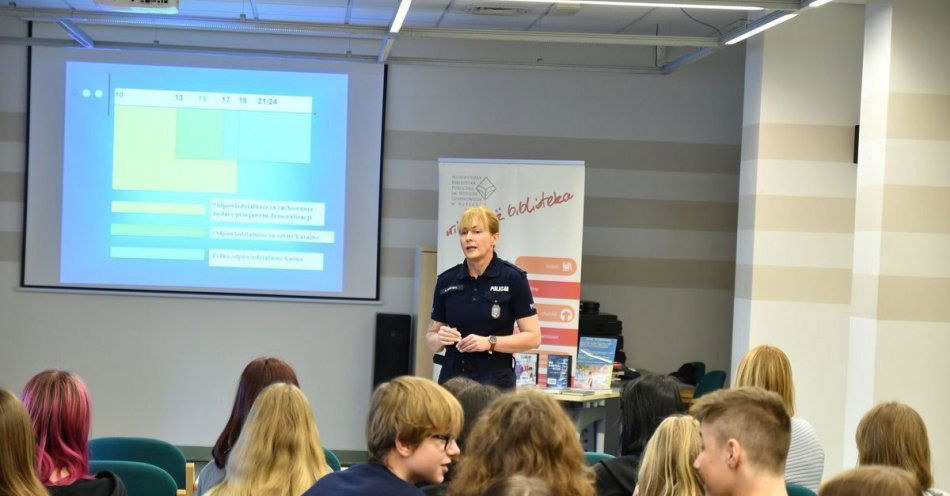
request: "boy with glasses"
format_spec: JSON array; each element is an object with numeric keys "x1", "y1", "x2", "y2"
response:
[{"x1": 303, "y1": 376, "x2": 463, "y2": 495}]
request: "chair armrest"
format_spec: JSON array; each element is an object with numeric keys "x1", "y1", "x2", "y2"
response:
[{"x1": 185, "y1": 462, "x2": 196, "y2": 496}]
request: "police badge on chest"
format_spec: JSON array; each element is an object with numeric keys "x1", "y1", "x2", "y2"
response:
[{"x1": 491, "y1": 304, "x2": 501, "y2": 319}]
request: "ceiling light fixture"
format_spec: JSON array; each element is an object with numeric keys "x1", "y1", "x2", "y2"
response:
[
  {"x1": 498, "y1": 0, "x2": 763, "y2": 11},
  {"x1": 389, "y1": 0, "x2": 413, "y2": 33},
  {"x1": 807, "y1": 0, "x2": 834, "y2": 6},
  {"x1": 723, "y1": 11, "x2": 796, "y2": 44}
]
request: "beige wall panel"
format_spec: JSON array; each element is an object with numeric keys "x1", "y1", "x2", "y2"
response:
[
  {"x1": 855, "y1": 139, "x2": 885, "y2": 187},
  {"x1": 741, "y1": 159, "x2": 856, "y2": 199},
  {"x1": 881, "y1": 185, "x2": 950, "y2": 234},
  {"x1": 0, "y1": 141, "x2": 25, "y2": 173},
  {"x1": 739, "y1": 195, "x2": 855, "y2": 233},
  {"x1": 878, "y1": 232, "x2": 950, "y2": 278},
  {"x1": 381, "y1": 188, "x2": 438, "y2": 220},
  {"x1": 734, "y1": 263, "x2": 753, "y2": 300},
  {"x1": 853, "y1": 185, "x2": 885, "y2": 232},
  {"x1": 889, "y1": 0, "x2": 950, "y2": 95},
  {"x1": 850, "y1": 272, "x2": 881, "y2": 320},
  {"x1": 858, "y1": 94, "x2": 888, "y2": 142},
  {"x1": 741, "y1": 125, "x2": 760, "y2": 162},
  {"x1": 886, "y1": 93, "x2": 950, "y2": 141},
  {"x1": 0, "y1": 201, "x2": 21, "y2": 232},
  {"x1": 380, "y1": 218, "x2": 437, "y2": 249},
  {"x1": 383, "y1": 160, "x2": 438, "y2": 191},
  {"x1": 873, "y1": 319, "x2": 950, "y2": 489},
  {"x1": 877, "y1": 275, "x2": 950, "y2": 322},
  {"x1": 586, "y1": 168, "x2": 739, "y2": 203},
  {"x1": 749, "y1": 265, "x2": 852, "y2": 304},
  {"x1": 0, "y1": 171, "x2": 23, "y2": 202},
  {"x1": 0, "y1": 112, "x2": 26, "y2": 143},
  {"x1": 745, "y1": 299, "x2": 851, "y2": 479},
  {"x1": 581, "y1": 284, "x2": 734, "y2": 374},
  {"x1": 585, "y1": 197, "x2": 738, "y2": 232},
  {"x1": 851, "y1": 231, "x2": 883, "y2": 276},
  {"x1": 582, "y1": 256, "x2": 734, "y2": 290},
  {"x1": 883, "y1": 139, "x2": 950, "y2": 187},
  {"x1": 741, "y1": 230, "x2": 854, "y2": 269},
  {"x1": 582, "y1": 226, "x2": 737, "y2": 261},
  {"x1": 756, "y1": 123, "x2": 856, "y2": 163},
  {"x1": 0, "y1": 231, "x2": 19, "y2": 262}
]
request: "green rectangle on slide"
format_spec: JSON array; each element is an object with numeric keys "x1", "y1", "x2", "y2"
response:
[
  {"x1": 111, "y1": 224, "x2": 205, "y2": 238},
  {"x1": 176, "y1": 109, "x2": 224, "y2": 160},
  {"x1": 112, "y1": 201, "x2": 206, "y2": 215},
  {"x1": 110, "y1": 246, "x2": 205, "y2": 261}
]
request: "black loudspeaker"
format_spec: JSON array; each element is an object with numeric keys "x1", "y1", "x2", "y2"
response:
[{"x1": 372, "y1": 313, "x2": 414, "y2": 388}]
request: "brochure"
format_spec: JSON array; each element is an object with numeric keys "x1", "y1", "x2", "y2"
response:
[
  {"x1": 574, "y1": 336, "x2": 618, "y2": 390},
  {"x1": 545, "y1": 354, "x2": 572, "y2": 389},
  {"x1": 514, "y1": 353, "x2": 539, "y2": 387}
]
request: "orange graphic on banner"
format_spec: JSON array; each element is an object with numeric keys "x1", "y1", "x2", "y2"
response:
[
  {"x1": 528, "y1": 280, "x2": 581, "y2": 300},
  {"x1": 515, "y1": 256, "x2": 577, "y2": 276},
  {"x1": 540, "y1": 328, "x2": 579, "y2": 347},
  {"x1": 536, "y1": 303, "x2": 576, "y2": 323}
]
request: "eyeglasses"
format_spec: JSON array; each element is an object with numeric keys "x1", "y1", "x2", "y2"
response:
[{"x1": 431, "y1": 434, "x2": 455, "y2": 451}]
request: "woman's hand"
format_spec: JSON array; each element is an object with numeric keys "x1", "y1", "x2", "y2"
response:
[
  {"x1": 456, "y1": 334, "x2": 491, "y2": 353},
  {"x1": 437, "y1": 326, "x2": 463, "y2": 347}
]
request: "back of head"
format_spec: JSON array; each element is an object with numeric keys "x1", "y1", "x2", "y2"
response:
[
  {"x1": 0, "y1": 389, "x2": 48, "y2": 496},
  {"x1": 819, "y1": 465, "x2": 922, "y2": 496},
  {"x1": 637, "y1": 415, "x2": 704, "y2": 496},
  {"x1": 441, "y1": 376, "x2": 480, "y2": 398},
  {"x1": 735, "y1": 345, "x2": 796, "y2": 416},
  {"x1": 689, "y1": 387, "x2": 791, "y2": 475},
  {"x1": 20, "y1": 369, "x2": 92, "y2": 486},
  {"x1": 856, "y1": 402, "x2": 933, "y2": 489},
  {"x1": 366, "y1": 376, "x2": 462, "y2": 464},
  {"x1": 482, "y1": 475, "x2": 552, "y2": 496},
  {"x1": 448, "y1": 390, "x2": 595, "y2": 496},
  {"x1": 621, "y1": 374, "x2": 685, "y2": 456},
  {"x1": 214, "y1": 383, "x2": 329, "y2": 496},
  {"x1": 213, "y1": 357, "x2": 299, "y2": 468},
  {"x1": 454, "y1": 384, "x2": 501, "y2": 449}
]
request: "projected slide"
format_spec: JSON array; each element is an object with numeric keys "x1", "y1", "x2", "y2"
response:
[{"x1": 60, "y1": 62, "x2": 349, "y2": 292}]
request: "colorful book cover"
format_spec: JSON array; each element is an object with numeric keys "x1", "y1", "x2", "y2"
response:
[
  {"x1": 574, "y1": 336, "x2": 618, "y2": 390},
  {"x1": 546, "y1": 354, "x2": 572, "y2": 389},
  {"x1": 514, "y1": 353, "x2": 539, "y2": 386}
]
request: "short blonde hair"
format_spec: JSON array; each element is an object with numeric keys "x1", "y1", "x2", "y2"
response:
[
  {"x1": 366, "y1": 376, "x2": 463, "y2": 463},
  {"x1": 448, "y1": 390, "x2": 595, "y2": 496},
  {"x1": 856, "y1": 402, "x2": 933, "y2": 490},
  {"x1": 459, "y1": 206, "x2": 500, "y2": 235},
  {"x1": 735, "y1": 345, "x2": 796, "y2": 416},
  {"x1": 819, "y1": 465, "x2": 921, "y2": 496},
  {"x1": 209, "y1": 383, "x2": 330, "y2": 496},
  {"x1": 689, "y1": 387, "x2": 790, "y2": 474},
  {"x1": 637, "y1": 415, "x2": 704, "y2": 496}
]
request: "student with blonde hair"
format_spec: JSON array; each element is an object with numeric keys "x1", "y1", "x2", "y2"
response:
[
  {"x1": 0, "y1": 389, "x2": 48, "y2": 496},
  {"x1": 735, "y1": 345, "x2": 824, "y2": 490},
  {"x1": 447, "y1": 390, "x2": 596, "y2": 496},
  {"x1": 305, "y1": 376, "x2": 463, "y2": 495},
  {"x1": 634, "y1": 415, "x2": 704, "y2": 496},
  {"x1": 855, "y1": 402, "x2": 947, "y2": 496},
  {"x1": 819, "y1": 465, "x2": 921, "y2": 496},
  {"x1": 206, "y1": 383, "x2": 331, "y2": 496},
  {"x1": 482, "y1": 475, "x2": 552, "y2": 496}
]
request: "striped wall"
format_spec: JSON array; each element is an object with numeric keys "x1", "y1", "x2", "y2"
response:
[
  {"x1": 0, "y1": 13, "x2": 746, "y2": 449},
  {"x1": 845, "y1": 0, "x2": 950, "y2": 486},
  {"x1": 733, "y1": 4, "x2": 864, "y2": 479}
]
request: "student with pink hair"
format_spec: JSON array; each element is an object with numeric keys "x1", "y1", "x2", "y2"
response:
[{"x1": 21, "y1": 370, "x2": 126, "y2": 496}]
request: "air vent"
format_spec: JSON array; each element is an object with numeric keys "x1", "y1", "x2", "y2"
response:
[
  {"x1": 550, "y1": 2, "x2": 581, "y2": 15},
  {"x1": 464, "y1": 6, "x2": 530, "y2": 16},
  {"x1": 95, "y1": 0, "x2": 179, "y2": 14}
]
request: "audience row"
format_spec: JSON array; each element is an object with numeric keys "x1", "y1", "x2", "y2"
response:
[{"x1": 0, "y1": 346, "x2": 944, "y2": 496}]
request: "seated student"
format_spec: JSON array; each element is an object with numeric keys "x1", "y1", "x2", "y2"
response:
[
  {"x1": 595, "y1": 374, "x2": 685, "y2": 496},
  {"x1": 633, "y1": 415, "x2": 704, "y2": 496},
  {"x1": 440, "y1": 376, "x2": 479, "y2": 398},
  {"x1": 21, "y1": 370, "x2": 127, "y2": 496},
  {"x1": 482, "y1": 475, "x2": 552, "y2": 496},
  {"x1": 197, "y1": 357, "x2": 300, "y2": 496},
  {"x1": 689, "y1": 387, "x2": 790, "y2": 496},
  {"x1": 855, "y1": 402, "x2": 948, "y2": 496},
  {"x1": 205, "y1": 383, "x2": 330, "y2": 496},
  {"x1": 303, "y1": 376, "x2": 463, "y2": 496},
  {"x1": 447, "y1": 390, "x2": 596, "y2": 496},
  {"x1": 0, "y1": 389, "x2": 48, "y2": 496},
  {"x1": 819, "y1": 466, "x2": 921, "y2": 496},
  {"x1": 735, "y1": 345, "x2": 824, "y2": 490}
]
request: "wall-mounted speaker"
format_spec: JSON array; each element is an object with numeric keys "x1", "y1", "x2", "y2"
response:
[{"x1": 372, "y1": 313, "x2": 413, "y2": 388}]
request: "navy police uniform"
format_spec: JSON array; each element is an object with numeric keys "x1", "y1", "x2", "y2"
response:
[{"x1": 431, "y1": 252, "x2": 537, "y2": 389}]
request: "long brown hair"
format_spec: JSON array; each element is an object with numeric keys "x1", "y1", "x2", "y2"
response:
[
  {"x1": 856, "y1": 402, "x2": 934, "y2": 490},
  {"x1": 0, "y1": 389, "x2": 47, "y2": 496},
  {"x1": 447, "y1": 390, "x2": 595, "y2": 496},
  {"x1": 819, "y1": 465, "x2": 921, "y2": 496},
  {"x1": 212, "y1": 358, "x2": 299, "y2": 468}
]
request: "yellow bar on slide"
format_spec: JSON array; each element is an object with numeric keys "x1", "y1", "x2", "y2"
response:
[{"x1": 112, "y1": 201, "x2": 206, "y2": 216}]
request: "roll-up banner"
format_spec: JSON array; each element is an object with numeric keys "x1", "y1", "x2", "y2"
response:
[{"x1": 437, "y1": 158, "x2": 585, "y2": 386}]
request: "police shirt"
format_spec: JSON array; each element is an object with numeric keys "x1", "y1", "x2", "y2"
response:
[{"x1": 431, "y1": 252, "x2": 537, "y2": 358}]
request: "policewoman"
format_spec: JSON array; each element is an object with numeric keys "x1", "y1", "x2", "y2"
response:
[{"x1": 426, "y1": 206, "x2": 541, "y2": 389}]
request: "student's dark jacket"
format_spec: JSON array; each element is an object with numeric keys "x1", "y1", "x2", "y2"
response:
[
  {"x1": 594, "y1": 454, "x2": 641, "y2": 496},
  {"x1": 47, "y1": 471, "x2": 127, "y2": 496}
]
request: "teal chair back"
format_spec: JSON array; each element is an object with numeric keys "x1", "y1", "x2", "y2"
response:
[
  {"x1": 694, "y1": 370, "x2": 727, "y2": 399},
  {"x1": 323, "y1": 447, "x2": 342, "y2": 472},
  {"x1": 90, "y1": 460, "x2": 177, "y2": 496},
  {"x1": 786, "y1": 483, "x2": 817, "y2": 496},
  {"x1": 89, "y1": 437, "x2": 186, "y2": 489},
  {"x1": 584, "y1": 451, "x2": 615, "y2": 466}
]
